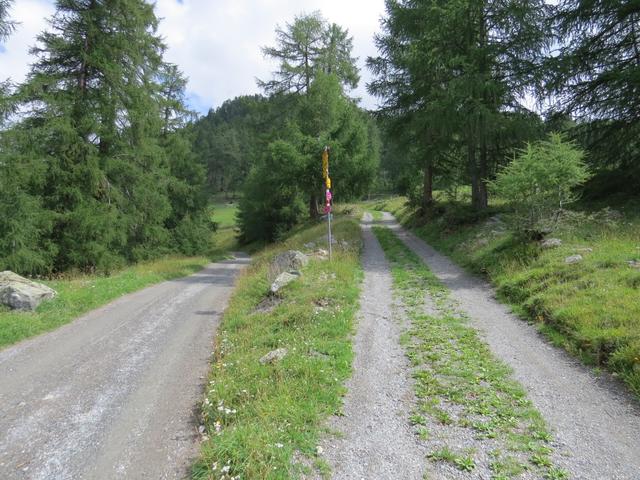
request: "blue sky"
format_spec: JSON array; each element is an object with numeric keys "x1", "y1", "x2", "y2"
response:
[{"x1": 0, "y1": 0, "x2": 386, "y2": 114}]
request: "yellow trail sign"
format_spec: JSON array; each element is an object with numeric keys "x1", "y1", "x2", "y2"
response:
[{"x1": 322, "y1": 149, "x2": 329, "y2": 179}]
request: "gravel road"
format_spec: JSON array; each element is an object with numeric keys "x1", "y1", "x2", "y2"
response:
[
  {"x1": 383, "y1": 212, "x2": 640, "y2": 480},
  {"x1": 314, "y1": 213, "x2": 427, "y2": 479},
  {"x1": 0, "y1": 255, "x2": 249, "y2": 480}
]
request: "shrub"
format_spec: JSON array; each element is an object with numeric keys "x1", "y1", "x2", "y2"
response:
[{"x1": 489, "y1": 133, "x2": 591, "y2": 236}]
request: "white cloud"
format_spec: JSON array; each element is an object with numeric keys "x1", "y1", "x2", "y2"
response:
[
  {"x1": 1, "y1": 0, "x2": 386, "y2": 113},
  {"x1": 0, "y1": 0, "x2": 54, "y2": 83}
]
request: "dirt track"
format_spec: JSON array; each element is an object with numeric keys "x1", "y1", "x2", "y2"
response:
[
  {"x1": 383, "y1": 212, "x2": 640, "y2": 479},
  {"x1": 315, "y1": 213, "x2": 426, "y2": 479},
  {"x1": 0, "y1": 255, "x2": 249, "y2": 480}
]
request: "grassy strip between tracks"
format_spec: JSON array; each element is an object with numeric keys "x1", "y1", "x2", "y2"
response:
[
  {"x1": 373, "y1": 226, "x2": 568, "y2": 480},
  {"x1": 192, "y1": 217, "x2": 363, "y2": 480}
]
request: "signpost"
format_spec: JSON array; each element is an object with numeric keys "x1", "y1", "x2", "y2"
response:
[{"x1": 322, "y1": 146, "x2": 332, "y2": 260}]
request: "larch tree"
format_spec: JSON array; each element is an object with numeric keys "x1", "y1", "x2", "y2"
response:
[
  {"x1": 369, "y1": 0, "x2": 550, "y2": 210},
  {"x1": 0, "y1": 0, "x2": 15, "y2": 40},
  {"x1": 0, "y1": 0, "x2": 56, "y2": 274},
  {"x1": 0, "y1": 0, "x2": 210, "y2": 274},
  {"x1": 550, "y1": 1, "x2": 640, "y2": 176},
  {"x1": 0, "y1": 0, "x2": 16, "y2": 121},
  {"x1": 258, "y1": 11, "x2": 360, "y2": 94}
]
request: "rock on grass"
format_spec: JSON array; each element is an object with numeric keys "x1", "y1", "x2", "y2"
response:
[{"x1": 0, "y1": 271, "x2": 57, "y2": 311}]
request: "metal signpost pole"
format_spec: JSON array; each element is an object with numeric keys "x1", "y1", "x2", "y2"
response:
[{"x1": 323, "y1": 146, "x2": 332, "y2": 261}]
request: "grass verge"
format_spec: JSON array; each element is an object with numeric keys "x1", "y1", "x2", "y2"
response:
[
  {"x1": 373, "y1": 226, "x2": 567, "y2": 480},
  {"x1": 0, "y1": 201, "x2": 246, "y2": 350},
  {"x1": 192, "y1": 216, "x2": 363, "y2": 480},
  {"x1": 0, "y1": 256, "x2": 209, "y2": 349},
  {"x1": 377, "y1": 196, "x2": 640, "y2": 399}
]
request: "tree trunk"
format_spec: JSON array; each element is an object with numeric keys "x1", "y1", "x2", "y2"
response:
[
  {"x1": 422, "y1": 162, "x2": 433, "y2": 210},
  {"x1": 469, "y1": 139, "x2": 480, "y2": 209},
  {"x1": 309, "y1": 194, "x2": 319, "y2": 219},
  {"x1": 472, "y1": 141, "x2": 489, "y2": 210}
]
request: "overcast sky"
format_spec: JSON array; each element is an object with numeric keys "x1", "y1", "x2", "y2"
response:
[{"x1": 0, "y1": 0, "x2": 387, "y2": 114}]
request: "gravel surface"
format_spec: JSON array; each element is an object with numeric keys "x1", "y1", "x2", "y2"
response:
[
  {"x1": 314, "y1": 213, "x2": 427, "y2": 479},
  {"x1": 0, "y1": 255, "x2": 249, "y2": 480},
  {"x1": 383, "y1": 212, "x2": 640, "y2": 480}
]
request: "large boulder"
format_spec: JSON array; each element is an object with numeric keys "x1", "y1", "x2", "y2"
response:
[
  {"x1": 271, "y1": 250, "x2": 308, "y2": 276},
  {"x1": 541, "y1": 238, "x2": 562, "y2": 249},
  {"x1": 270, "y1": 272, "x2": 300, "y2": 294},
  {"x1": 0, "y1": 271, "x2": 57, "y2": 311},
  {"x1": 565, "y1": 255, "x2": 583, "y2": 265}
]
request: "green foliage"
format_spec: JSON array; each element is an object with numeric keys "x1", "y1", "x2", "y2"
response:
[
  {"x1": 258, "y1": 11, "x2": 359, "y2": 94},
  {"x1": 192, "y1": 95, "x2": 276, "y2": 196},
  {"x1": 0, "y1": 0, "x2": 15, "y2": 41},
  {"x1": 551, "y1": 1, "x2": 640, "y2": 125},
  {"x1": 0, "y1": 0, "x2": 212, "y2": 275},
  {"x1": 238, "y1": 140, "x2": 307, "y2": 243},
  {"x1": 368, "y1": 0, "x2": 551, "y2": 210},
  {"x1": 490, "y1": 134, "x2": 591, "y2": 235},
  {"x1": 238, "y1": 73, "x2": 379, "y2": 243},
  {"x1": 0, "y1": 0, "x2": 16, "y2": 124}
]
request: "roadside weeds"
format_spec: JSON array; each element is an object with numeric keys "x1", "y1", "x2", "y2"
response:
[{"x1": 192, "y1": 218, "x2": 363, "y2": 480}]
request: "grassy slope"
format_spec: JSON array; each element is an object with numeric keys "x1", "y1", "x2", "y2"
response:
[
  {"x1": 375, "y1": 196, "x2": 640, "y2": 398},
  {"x1": 211, "y1": 202, "x2": 242, "y2": 258},
  {"x1": 193, "y1": 217, "x2": 363, "y2": 480},
  {"x1": 0, "y1": 202, "x2": 242, "y2": 350},
  {"x1": 0, "y1": 257, "x2": 209, "y2": 348}
]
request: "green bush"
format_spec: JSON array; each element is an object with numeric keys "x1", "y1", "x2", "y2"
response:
[{"x1": 490, "y1": 133, "x2": 591, "y2": 236}]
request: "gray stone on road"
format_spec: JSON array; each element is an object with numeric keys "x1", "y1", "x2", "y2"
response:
[{"x1": 0, "y1": 255, "x2": 249, "y2": 480}]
